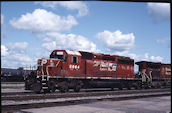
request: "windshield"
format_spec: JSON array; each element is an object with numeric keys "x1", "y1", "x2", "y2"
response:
[
  {"x1": 50, "y1": 54, "x2": 63, "y2": 59},
  {"x1": 50, "y1": 51, "x2": 64, "y2": 59}
]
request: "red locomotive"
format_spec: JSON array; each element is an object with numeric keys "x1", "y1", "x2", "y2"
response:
[
  {"x1": 136, "y1": 61, "x2": 171, "y2": 88},
  {"x1": 25, "y1": 50, "x2": 171, "y2": 93}
]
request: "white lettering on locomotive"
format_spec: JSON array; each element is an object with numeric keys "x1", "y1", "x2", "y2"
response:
[
  {"x1": 108, "y1": 63, "x2": 117, "y2": 71},
  {"x1": 165, "y1": 67, "x2": 171, "y2": 75},
  {"x1": 94, "y1": 61, "x2": 117, "y2": 71},
  {"x1": 93, "y1": 61, "x2": 101, "y2": 67},
  {"x1": 121, "y1": 65, "x2": 125, "y2": 70},
  {"x1": 161, "y1": 67, "x2": 171, "y2": 75},
  {"x1": 41, "y1": 59, "x2": 47, "y2": 66},
  {"x1": 69, "y1": 64, "x2": 80, "y2": 70}
]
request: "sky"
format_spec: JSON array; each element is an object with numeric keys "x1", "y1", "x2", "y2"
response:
[{"x1": 1, "y1": 1, "x2": 171, "y2": 70}]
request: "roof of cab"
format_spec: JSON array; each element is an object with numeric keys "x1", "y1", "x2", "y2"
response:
[{"x1": 65, "y1": 50, "x2": 81, "y2": 56}]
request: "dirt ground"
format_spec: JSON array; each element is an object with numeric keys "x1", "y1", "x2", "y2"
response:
[{"x1": 20, "y1": 96, "x2": 170, "y2": 113}]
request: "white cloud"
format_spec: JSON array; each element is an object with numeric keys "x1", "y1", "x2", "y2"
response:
[
  {"x1": 41, "y1": 32, "x2": 99, "y2": 53},
  {"x1": 1, "y1": 45, "x2": 9, "y2": 57},
  {"x1": 141, "y1": 53, "x2": 163, "y2": 62},
  {"x1": 58, "y1": 1, "x2": 88, "y2": 17},
  {"x1": 147, "y1": 3, "x2": 170, "y2": 21},
  {"x1": 42, "y1": 41, "x2": 57, "y2": 52},
  {"x1": 150, "y1": 56, "x2": 164, "y2": 62},
  {"x1": 1, "y1": 14, "x2": 4, "y2": 24},
  {"x1": 35, "y1": 1, "x2": 88, "y2": 17},
  {"x1": 35, "y1": 51, "x2": 50, "y2": 59},
  {"x1": 143, "y1": 53, "x2": 149, "y2": 61},
  {"x1": 112, "y1": 51, "x2": 138, "y2": 60},
  {"x1": 6, "y1": 42, "x2": 28, "y2": 53},
  {"x1": 156, "y1": 38, "x2": 169, "y2": 44},
  {"x1": 8, "y1": 53, "x2": 33, "y2": 63},
  {"x1": 1, "y1": 42, "x2": 35, "y2": 68},
  {"x1": 2, "y1": 54, "x2": 34, "y2": 68},
  {"x1": 10, "y1": 9, "x2": 78, "y2": 32},
  {"x1": 35, "y1": 2, "x2": 58, "y2": 9},
  {"x1": 96, "y1": 30, "x2": 135, "y2": 52}
]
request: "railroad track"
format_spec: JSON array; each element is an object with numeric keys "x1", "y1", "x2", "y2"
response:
[
  {"x1": 1, "y1": 86, "x2": 170, "y2": 96},
  {"x1": 1, "y1": 88, "x2": 170, "y2": 101},
  {"x1": 2, "y1": 88, "x2": 170, "y2": 112}
]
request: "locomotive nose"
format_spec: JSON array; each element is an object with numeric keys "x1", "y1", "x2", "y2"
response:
[
  {"x1": 38, "y1": 59, "x2": 48, "y2": 66},
  {"x1": 37, "y1": 58, "x2": 62, "y2": 76}
]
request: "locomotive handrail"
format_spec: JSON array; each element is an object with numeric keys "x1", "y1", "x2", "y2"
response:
[{"x1": 139, "y1": 69, "x2": 152, "y2": 83}]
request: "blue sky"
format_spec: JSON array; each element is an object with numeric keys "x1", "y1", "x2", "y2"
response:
[{"x1": 1, "y1": 1, "x2": 170, "y2": 69}]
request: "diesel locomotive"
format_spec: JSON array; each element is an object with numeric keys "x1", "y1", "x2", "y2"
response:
[{"x1": 24, "y1": 50, "x2": 171, "y2": 93}]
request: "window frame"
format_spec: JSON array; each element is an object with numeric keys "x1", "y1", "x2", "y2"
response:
[
  {"x1": 71, "y1": 56, "x2": 78, "y2": 64},
  {"x1": 64, "y1": 55, "x2": 68, "y2": 62}
]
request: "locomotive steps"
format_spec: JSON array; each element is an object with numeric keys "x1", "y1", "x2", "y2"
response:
[{"x1": 2, "y1": 88, "x2": 170, "y2": 111}]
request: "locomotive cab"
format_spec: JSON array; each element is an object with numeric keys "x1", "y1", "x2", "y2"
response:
[{"x1": 31, "y1": 50, "x2": 83, "y2": 93}]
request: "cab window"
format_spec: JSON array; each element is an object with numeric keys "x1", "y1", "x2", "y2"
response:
[
  {"x1": 64, "y1": 55, "x2": 68, "y2": 62},
  {"x1": 50, "y1": 51, "x2": 63, "y2": 60},
  {"x1": 71, "y1": 56, "x2": 78, "y2": 63}
]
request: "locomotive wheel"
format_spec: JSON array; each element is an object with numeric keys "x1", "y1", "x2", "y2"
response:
[
  {"x1": 127, "y1": 85, "x2": 131, "y2": 90},
  {"x1": 111, "y1": 87, "x2": 114, "y2": 91},
  {"x1": 126, "y1": 82, "x2": 132, "y2": 90},
  {"x1": 74, "y1": 86, "x2": 81, "y2": 92},
  {"x1": 118, "y1": 85, "x2": 123, "y2": 90},
  {"x1": 59, "y1": 85, "x2": 69, "y2": 93},
  {"x1": 162, "y1": 83, "x2": 167, "y2": 88},
  {"x1": 48, "y1": 81, "x2": 56, "y2": 93},
  {"x1": 143, "y1": 84, "x2": 150, "y2": 89},
  {"x1": 25, "y1": 86, "x2": 30, "y2": 90},
  {"x1": 59, "y1": 82, "x2": 69, "y2": 93},
  {"x1": 132, "y1": 83, "x2": 140, "y2": 90},
  {"x1": 151, "y1": 85, "x2": 156, "y2": 89},
  {"x1": 32, "y1": 81, "x2": 42, "y2": 94},
  {"x1": 25, "y1": 80, "x2": 29, "y2": 90},
  {"x1": 43, "y1": 89, "x2": 50, "y2": 93},
  {"x1": 25, "y1": 82, "x2": 30, "y2": 90},
  {"x1": 119, "y1": 87, "x2": 123, "y2": 90},
  {"x1": 156, "y1": 83, "x2": 161, "y2": 88},
  {"x1": 25, "y1": 78, "x2": 34, "y2": 90},
  {"x1": 50, "y1": 85, "x2": 56, "y2": 92},
  {"x1": 134, "y1": 85, "x2": 140, "y2": 89},
  {"x1": 60, "y1": 86, "x2": 68, "y2": 93}
]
